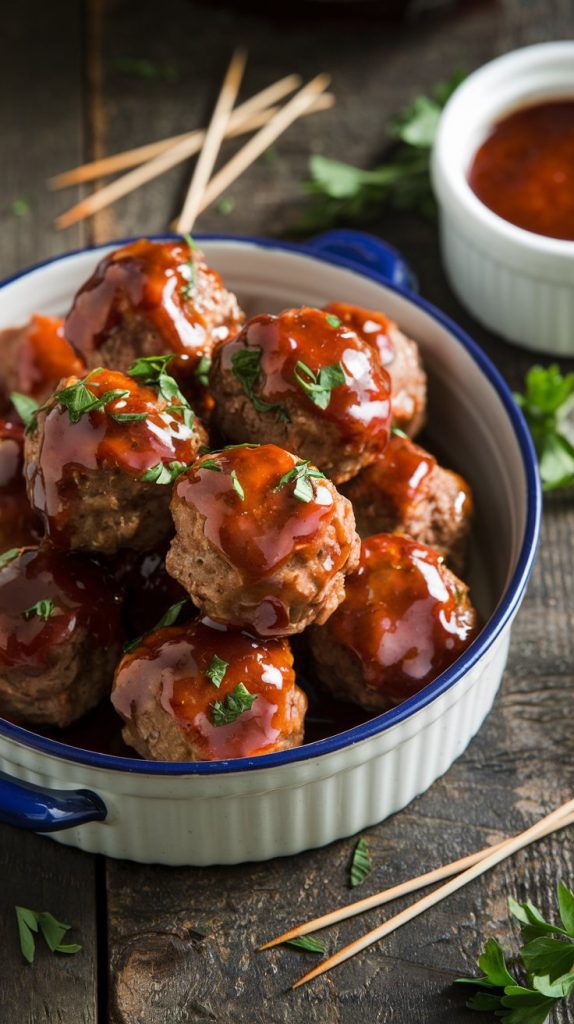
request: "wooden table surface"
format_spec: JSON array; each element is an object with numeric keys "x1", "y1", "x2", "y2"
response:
[{"x1": 1, "y1": 2, "x2": 574, "y2": 1021}]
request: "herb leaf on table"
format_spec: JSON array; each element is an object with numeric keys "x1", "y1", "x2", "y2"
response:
[
  {"x1": 457, "y1": 882, "x2": 574, "y2": 1022},
  {"x1": 299, "y1": 71, "x2": 465, "y2": 230},
  {"x1": 349, "y1": 836, "x2": 372, "y2": 888},
  {"x1": 15, "y1": 907, "x2": 81, "y2": 964},
  {"x1": 514, "y1": 364, "x2": 574, "y2": 491}
]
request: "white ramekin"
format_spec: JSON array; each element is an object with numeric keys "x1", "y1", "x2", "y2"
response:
[
  {"x1": 432, "y1": 42, "x2": 574, "y2": 356},
  {"x1": 0, "y1": 232, "x2": 541, "y2": 865}
]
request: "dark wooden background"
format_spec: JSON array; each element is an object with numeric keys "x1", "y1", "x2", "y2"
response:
[{"x1": 1, "y1": 1, "x2": 573, "y2": 1021}]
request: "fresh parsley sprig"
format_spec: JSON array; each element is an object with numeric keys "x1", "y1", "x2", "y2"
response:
[
  {"x1": 294, "y1": 360, "x2": 345, "y2": 411},
  {"x1": 15, "y1": 906, "x2": 81, "y2": 964},
  {"x1": 231, "y1": 347, "x2": 290, "y2": 422},
  {"x1": 515, "y1": 364, "x2": 574, "y2": 491},
  {"x1": 211, "y1": 682, "x2": 256, "y2": 726},
  {"x1": 300, "y1": 71, "x2": 465, "y2": 231},
  {"x1": 128, "y1": 354, "x2": 194, "y2": 428},
  {"x1": 275, "y1": 460, "x2": 326, "y2": 503},
  {"x1": 23, "y1": 599, "x2": 55, "y2": 622},
  {"x1": 457, "y1": 882, "x2": 574, "y2": 1022}
]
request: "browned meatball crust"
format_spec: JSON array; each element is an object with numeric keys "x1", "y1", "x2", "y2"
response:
[{"x1": 166, "y1": 444, "x2": 361, "y2": 636}]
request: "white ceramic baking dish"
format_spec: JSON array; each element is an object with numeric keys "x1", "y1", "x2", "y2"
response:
[
  {"x1": 431, "y1": 42, "x2": 574, "y2": 356},
  {"x1": 0, "y1": 230, "x2": 541, "y2": 865}
]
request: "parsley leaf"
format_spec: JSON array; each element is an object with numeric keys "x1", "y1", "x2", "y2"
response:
[
  {"x1": 123, "y1": 598, "x2": 190, "y2": 654},
  {"x1": 300, "y1": 71, "x2": 464, "y2": 230},
  {"x1": 349, "y1": 836, "x2": 372, "y2": 888},
  {"x1": 211, "y1": 683, "x2": 256, "y2": 726},
  {"x1": 294, "y1": 359, "x2": 346, "y2": 411},
  {"x1": 325, "y1": 313, "x2": 342, "y2": 329},
  {"x1": 128, "y1": 354, "x2": 194, "y2": 427},
  {"x1": 284, "y1": 935, "x2": 325, "y2": 954},
  {"x1": 110, "y1": 411, "x2": 148, "y2": 423},
  {"x1": 231, "y1": 347, "x2": 290, "y2": 422},
  {"x1": 275, "y1": 460, "x2": 326, "y2": 503},
  {"x1": 179, "y1": 234, "x2": 197, "y2": 300},
  {"x1": 230, "y1": 469, "x2": 245, "y2": 500},
  {"x1": 205, "y1": 654, "x2": 229, "y2": 689},
  {"x1": 195, "y1": 355, "x2": 212, "y2": 388},
  {"x1": 199, "y1": 458, "x2": 222, "y2": 472},
  {"x1": 0, "y1": 548, "x2": 20, "y2": 569},
  {"x1": 515, "y1": 364, "x2": 574, "y2": 491},
  {"x1": 140, "y1": 461, "x2": 189, "y2": 485},
  {"x1": 10, "y1": 392, "x2": 39, "y2": 430},
  {"x1": 15, "y1": 906, "x2": 81, "y2": 964},
  {"x1": 23, "y1": 599, "x2": 55, "y2": 622},
  {"x1": 47, "y1": 372, "x2": 131, "y2": 426}
]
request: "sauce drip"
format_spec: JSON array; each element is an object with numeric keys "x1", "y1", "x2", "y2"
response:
[
  {"x1": 0, "y1": 547, "x2": 122, "y2": 671},
  {"x1": 0, "y1": 418, "x2": 41, "y2": 549},
  {"x1": 15, "y1": 315, "x2": 86, "y2": 399},
  {"x1": 64, "y1": 239, "x2": 242, "y2": 369},
  {"x1": 221, "y1": 307, "x2": 391, "y2": 445},
  {"x1": 468, "y1": 100, "x2": 574, "y2": 240},
  {"x1": 327, "y1": 533, "x2": 477, "y2": 703},
  {"x1": 112, "y1": 620, "x2": 303, "y2": 760},
  {"x1": 29, "y1": 368, "x2": 203, "y2": 541}
]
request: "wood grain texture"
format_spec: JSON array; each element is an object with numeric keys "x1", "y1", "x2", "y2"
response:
[{"x1": 0, "y1": 3, "x2": 100, "y2": 1022}]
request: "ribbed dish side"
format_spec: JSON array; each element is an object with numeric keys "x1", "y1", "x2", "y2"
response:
[{"x1": 440, "y1": 218, "x2": 574, "y2": 356}]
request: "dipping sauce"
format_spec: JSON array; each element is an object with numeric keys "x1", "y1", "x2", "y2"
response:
[{"x1": 468, "y1": 100, "x2": 574, "y2": 240}]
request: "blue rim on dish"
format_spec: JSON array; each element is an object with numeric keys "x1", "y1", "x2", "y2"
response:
[{"x1": 0, "y1": 230, "x2": 542, "y2": 775}]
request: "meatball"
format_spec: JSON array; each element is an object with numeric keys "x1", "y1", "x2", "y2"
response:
[
  {"x1": 0, "y1": 314, "x2": 85, "y2": 410},
  {"x1": 343, "y1": 433, "x2": 473, "y2": 574},
  {"x1": 24, "y1": 366, "x2": 208, "y2": 554},
  {"x1": 0, "y1": 545, "x2": 122, "y2": 727},
  {"x1": 0, "y1": 418, "x2": 41, "y2": 550},
  {"x1": 209, "y1": 307, "x2": 392, "y2": 484},
  {"x1": 324, "y1": 302, "x2": 427, "y2": 437},
  {"x1": 309, "y1": 533, "x2": 478, "y2": 711},
  {"x1": 166, "y1": 443, "x2": 360, "y2": 636},
  {"x1": 64, "y1": 238, "x2": 244, "y2": 379},
  {"x1": 112, "y1": 620, "x2": 307, "y2": 761}
]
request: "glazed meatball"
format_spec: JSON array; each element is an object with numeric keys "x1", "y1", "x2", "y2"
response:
[
  {"x1": 112, "y1": 620, "x2": 307, "y2": 761},
  {"x1": 167, "y1": 443, "x2": 361, "y2": 636},
  {"x1": 0, "y1": 418, "x2": 41, "y2": 550},
  {"x1": 343, "y1": 433, "x2": 473, "y2": 574},
  {"x1": 25, "y1": 366, "x2": 207, "y2": 554},
  {"x1": 210, "y1": 307, "x2": 392, "y2": 483},
  {"x1": 0, "y1": 314, "x2": 85, "y2": 410},
  {"x1": 324, "y1": 302, "x2": 427, "y2": 437},
  {"x1": 0, "y1": 546, "x2": 122, "y2": 727},
  {"x1": 64, "y1": 238, "x2": 244, "y2": 379},
  {"x1": 309, "y1": 533, "x2": 478, "y2": 711}
]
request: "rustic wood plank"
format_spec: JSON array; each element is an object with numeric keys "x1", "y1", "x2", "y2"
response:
[
  {"x1": 98, "y1": 2, "x2": 574, "y2": 1023},
  {"x1": 0, "y1": 3, "x2": 99, "y2": 1022}
]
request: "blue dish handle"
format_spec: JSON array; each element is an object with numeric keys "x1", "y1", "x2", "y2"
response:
[
  {"x1": 0, "y1": 770, "x2": 107, "y2": 832},
  {"x1": 305, "y1": 229, "x2": 417, "y2": 292}
]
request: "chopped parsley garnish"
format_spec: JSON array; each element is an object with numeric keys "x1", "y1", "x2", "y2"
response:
[
  {"x1": 194, "y1": 355, "x2": 212, "y2": 388},
  {"x1": 230, "y1": 469, "x2": 245, "y2": 500},
  {"x1": 284, "y1": 935, "x2": 326, "y2": 954},
  {"x1": 275, "y1": 460, "x2": 326, "y2": 503},
  {"x1": 23, "y1": 599, "x2": 55, "y2": 622},
  {"x1": 211, "y1": 683, "x2": 256, "y2": 726},
  {"x1": 123, "y1": 598, "x2": 190, "y2": 654},
  {"x1": 10, "y1": 392, "x2": 39, "y2": 430},
  {"x1": 199, "y1": 459, "x2": 222, "y2": 472},
  {"x1": 231, "y1": 347, "x2": 290, "y2": 422},
  {"x1": 179, "y1": 233, "x2": 198, "y2": 300},
  {"x1": 46, "y1": 372, "x2": 131, "y2": 425},
  {"x1": 110, "y1": 411, "x2": 148, "y2": 423},
  {"x1": 391, "y1": 426, "x2": 409, "y2": 439},
  {"x1": 128, "y1": 355, "x2": 194, "y2": 428},
  {"x1": 140, "y1": 461, "x2": 189, "y2": 485},
  {"x1": 205, "y1": 654, "x2": 229, "y2": 689},
  {"x1": 294, "y1": 360, "x2": 346, "y2": 411},
  {"x1": 349, "y1": 836, "x2": 372, "y2": 888},
  {"x1": 325, "y1": 313, "x2": 342, "y2": 329},
  {"x1": 0, "y1": 549, "x2": 19, "y2": 569},
  {"x1": 15, "y1": 906, "x2": 82, "y2": 964}
]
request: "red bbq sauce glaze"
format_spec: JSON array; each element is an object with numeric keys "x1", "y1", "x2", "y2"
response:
[
  {"x1": 0, "y1": 546, "x2": 122, "y2": 672},
  {"x1": 112, "y1": 621, "x2": 305, "y2": 760},
  {"x1": 355, "y1": 433, "x2": 437, "y2": 514},
  {"x1": 14, "y1": 315, "x2": 86, "y2": 400},
  {"x1": 0, "y1": 418, "x2": 41, "y2": 549},
  {"x1": 327, "y1": 534, "x2": 477, "y2": 704},
  {"x1": 323, "y1": 302, "x2": 396, "y2": 366},
  {"x1": 173, "y1": 444, "x2": 351, "y2": 632},
  {"x1": 64, "y1": 239, "x2": 243, "y2": 373},
  {"x1": 29, "y1": 368, "x2": 204, "y2": 541},
  {"x1": 222, "y1": 307, "x2": 392, "y2": 446},
  {"x1": 468, "y1": 100, "x2": 574, "y2": 241}
]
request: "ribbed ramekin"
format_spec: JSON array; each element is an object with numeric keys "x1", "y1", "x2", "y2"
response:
[
  {"x1": 0, "y1": 231, "x2": 541, "y2": 865},
  {"x1": 431, "y1": 42, "x2": 574, "y2": 356}
]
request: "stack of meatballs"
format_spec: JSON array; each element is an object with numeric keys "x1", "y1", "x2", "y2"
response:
[{"x1": 0, "y1": 237, "x2": 478, "y2": 762}]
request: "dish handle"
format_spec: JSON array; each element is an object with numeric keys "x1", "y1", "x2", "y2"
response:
[
  {"x1": 305, "y1": 229, "x2": 418, "y2": 291},
  {"x1": 0, "y1": 770, "x2": 107, "y2": 832}
]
